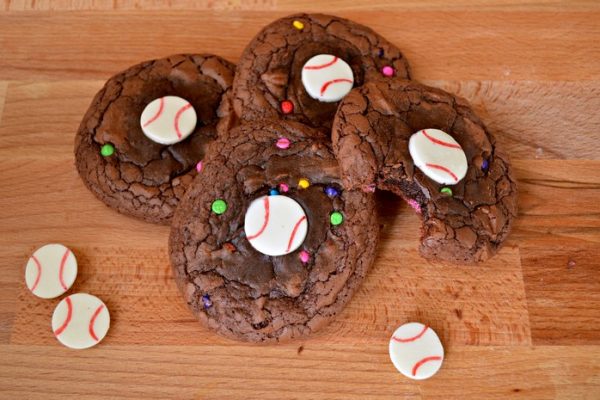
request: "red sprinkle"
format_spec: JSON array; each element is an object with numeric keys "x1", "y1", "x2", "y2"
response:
[{"x1": 281, "y1": 100, "x2": 294, "y2": 114}]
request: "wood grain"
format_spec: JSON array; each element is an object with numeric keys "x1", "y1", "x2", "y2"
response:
[
  {"x1": 1, "y1": 2, "x2": 599, "y2": 399},
  {"x1": 0, "y1": 10, "x2": 599, "y2": 81}
]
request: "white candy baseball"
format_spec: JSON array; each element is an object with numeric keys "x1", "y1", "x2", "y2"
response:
[
  {"x1": 244, "y1": 195, "x2": 308, "y2": 257},
  {"x1": 389, "y1": 322, "x2": 444, "y2": 380},
  {"x1": 25, "y1": 244, "x2": 77, "y2": 299},
  {"x1": 408, "y1": 129, "x2": 468, "y2": 185},
  {"x1": 52, "y1": 293, "x2": 110, "y2": 350},
  {"x1": 140, "y1": 95, "x2": 197, "y2": 145},
  {"x1": 301, "y1": 54, "x2": 354, "y2": 103}
]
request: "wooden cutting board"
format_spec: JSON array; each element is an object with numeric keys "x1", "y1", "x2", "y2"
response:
[{"x1": 1, "y1": 1, "x2": 599, "y2": 399}]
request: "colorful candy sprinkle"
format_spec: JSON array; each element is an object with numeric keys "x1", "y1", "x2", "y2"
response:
[
  {"x1": 100, "y1": 143, "x2": 115, "y2": 157},
  {"x1": 276, "y1": 137, "x2": 291, "y2": 149},
  {"x1": 269, "y1": 189, "x2": 279, "y2": 196},
  {"x1": 440, "y1": 187, "x2": 453, "y2": 196},
  {"x1": 363, "y1": 183, "x2": 376, "y2": 193},
  {"x1": 378, "y1": 48, "x2": 385, "y2": 57},
  {"x1": 211, "y1": 199, "x2": 228, "y2": 214},
  {"x1": 407, "y1": 199, "x2": 422, "y2": 214},
  {"x1": 196, "y1": 161, "x2": 203, "y2": 173},
  {"x1": 202, "y1": 294, "x2": 213, "y2": 309},
  {"x1": 223, "y1": 243, "x2": 236, "y2": 253},
  {"x1": 382, "y1": 65, "x2": 394, "y2": 77},
  {"x1": 279, "y1": 183, "x2": 289, "y2": 193},
  {"x1": 324, "y1": 186, "x2": 340, "y2": 198},
  {"x1": 481, "y1": 159, "x2": 489, "y2": 171},
  {"x1": 299, "y1": 250, "x2": 310, "y2": 263},
  {"x1": 280, "y1": 100, "x2": 294, "y2": 114},
  {"x1": 298, "y1": 178, "x2": 310, "y2": 189},
  {"x1": 293, "y1": 20, "x2": 304, "y2": 30},
  {"x1": 330, "y1": 211, "x2": 344, "y2": 226}
]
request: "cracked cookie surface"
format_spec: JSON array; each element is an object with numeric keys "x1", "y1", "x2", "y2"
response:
[
  {"x1": 232, "y1": 13, "x2": 411, "y2": 132},
  {"x1": 75, "y1": 54, "x2": 235, "y2": 224},
  {"x1": 332, "y1": 79, "x2": 518, "y2": 263},
  {"x1": 169, "y1": 120, "x2": 379, "y2": 342}
]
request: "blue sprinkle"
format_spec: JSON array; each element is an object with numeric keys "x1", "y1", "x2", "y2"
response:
[
  {"x1": 269, "y1": 189, "x2": 279, "y2": 196},
  {"x1": 202, "y1": 294, "x2": 213, "y2": 309},
  {"x1": 324, "y1": 186, "x2": 340, "y2": 198},
  {"x1": 378, "y1": 48, "x2": 384, "y2": 57},
  {"x1": 482, "y1": 159, "x2": 489, "y2": 171}
]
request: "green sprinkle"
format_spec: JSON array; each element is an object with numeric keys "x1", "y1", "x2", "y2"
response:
[
  {"x1": 330, "y1": 211, "x2": 344, "y2": 226},
  {"x1": 440, "y1": 187, "x2": 453, "y2": 196},
  {"x1": 100, "y1": 143, "x2": 115, "y2": 157},
  {"x1": 211, "y1": 199, "x2": 227, "y2": 215}
]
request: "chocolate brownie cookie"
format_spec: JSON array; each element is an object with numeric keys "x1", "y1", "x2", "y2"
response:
[
  {"x1": 232, "y1": 13, "x2": 411, "y2": 131},
  {"x1": 75, "y1": 54, "x2": 235, "y2": 224},
  {"x1": 169, "y1": 120, "x2": 379, "y2": 342},
  {"x1": 332, "y1": 79, "x2": 517, "y2": 263}
]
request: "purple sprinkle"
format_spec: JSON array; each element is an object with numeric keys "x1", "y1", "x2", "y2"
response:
[
  {"x1": 324, "y1": 186, "x2": 340, "y2": 198},
  {"x1": 481, "y1": 159, "x2": 489, "y2": 171},
  {"x1": 378, "y1": 48, "x2": 384, "y2": 57},
  {"x1": 202, "y1": 294, "x2": 213, "y2": 309}
]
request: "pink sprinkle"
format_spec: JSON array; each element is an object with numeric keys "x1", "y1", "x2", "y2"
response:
[
  {"x1": 382, "y1": 65, "x2": 394, "y2": 77},
  {"x1": 196, "y1": 161, "x2": 203, "y2": 172},
  {"x1": 279, "y1": 183, "x2": 289, "y2": 192},
  {"x1": 299, "y1": 250, "x2": 310, "y2": 263},
  {"x1": 363, "y1": 183, "x2": 376, "y2": 193},
  {"x1": 276, "y1": 138, "x2": 290, "y2": 149},
  {"x1": 407, "y1": 199, "x2": 422, "y2": 214}
]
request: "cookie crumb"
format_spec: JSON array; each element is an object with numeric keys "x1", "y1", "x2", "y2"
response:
[{"x1": 297, "y1": 345, "x2": 304, "y2": 355}]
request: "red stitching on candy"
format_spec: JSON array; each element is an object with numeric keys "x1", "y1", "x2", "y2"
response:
[
  {"x1": 425, "y1": 163, "x2": 458, "y2": 182},
  {"x1": 412, "y1": 356, "x2": 442, "y2": 376},
  {"x1": 392, "y1": 325, "x2": 429, "y2": 343},
  {"x1": 30, "y1": 255, "x2": 42, "y2": 292},
  {"x1": 54, "y1": 297, "x2": 73, "y2": 337},
  {"x1": 286, "y1": 216, "x2": 306, "y2": 252},
  {"x1": 142, "y1": 97, "x2": 164, "y2": 127},
  {"x1": 247, "y1": 197, "x2": 270, "y2": 240},
  {"x1": 174, "y1": 103, "x2": 193, "y2": 139},
  {"x1": 59, "y1": 249, "x2": 70, "y2": 291},
  {"x1": 303, "y1": 56, "x2": 338, "y2": 70},
  {"x1": 421, "y1": 129, "x2": 461, "y2": 149},
  {"x1": 320, "y1": 79, "x2": 353, "y2": 96},
  {"x1": 89, "y1": 304, "x2": 104, "y2": 341}
]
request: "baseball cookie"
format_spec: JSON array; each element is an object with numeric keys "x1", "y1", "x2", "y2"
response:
[
  {"x1": 52, "y1": 293, "x2": 110, "y2": 349},
  {"x1": 232, "y1": 13, "x2": 411, "y2": 131},
  {"x1": 75, "y1": 54, "x2": 235, "y2": 224},
  {"x1": 169, "y1": 120, "x2": 379, "y2": 342},
  {"x1": 332, "y1": 79, "x2": 518, "y2": 263},
  {"x1": 25, "y1": 243, "x2": 77, "y2": 299}
]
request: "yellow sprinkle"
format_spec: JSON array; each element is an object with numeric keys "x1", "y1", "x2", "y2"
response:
[
  {"x1": 292, "y1": 20, "x2": 304, "y2": 30},
  {"x1": 298, "y1": 178, "x2": 310, "y2": 189}
]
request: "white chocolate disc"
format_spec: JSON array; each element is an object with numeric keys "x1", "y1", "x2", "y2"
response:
[
  {"x1": 244, "y1": 195, "x2": 308, "y2": 256},
  {"x1": 25, "y1": 244, "x2": 77, "y2": 299},
  {"x1": 408, "y1": 129, "x2": 468, "y2": 185},
  {"x1": 301, "y1": 54, "x2": 354, "y2": 103},
  {"x1": 140, "y1": 95, "x2": 197, "y2": 145},
  {"x1": 52, "y1": 293, "x2": 110, "y2": 350},
  {"x1": 389, "y1": 322, "x2": 444, "y2": 380}
]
